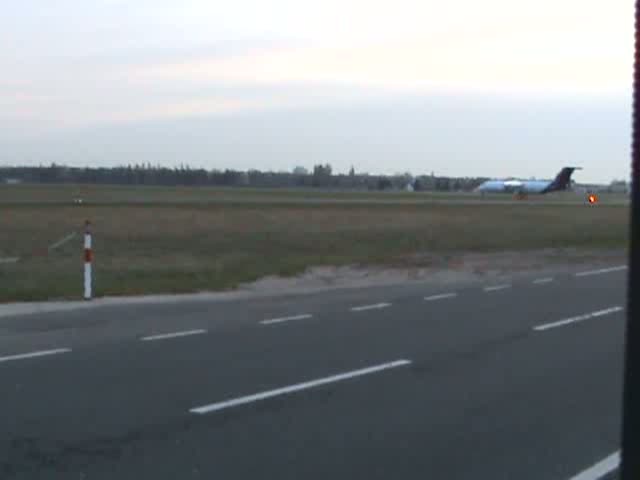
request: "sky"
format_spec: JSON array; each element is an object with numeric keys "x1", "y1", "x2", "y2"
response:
[{"x1": 1, "y1": 0, "x2": 633, "y2": 182}]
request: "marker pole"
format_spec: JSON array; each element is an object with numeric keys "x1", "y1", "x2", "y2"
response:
[{"x1": 83, "y1": 221, "x2": 92, "y2": 300}]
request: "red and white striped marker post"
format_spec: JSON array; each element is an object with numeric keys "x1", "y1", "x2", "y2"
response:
[{"x1": 83, "y1": 221, "x2": 92, "y2": 300}]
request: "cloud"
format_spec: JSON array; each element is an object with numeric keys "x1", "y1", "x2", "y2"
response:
[
  {"x1": 3, "y1": 93, "x2": 630, "y2": 183},
  {"x1": 128, "y1": 30, "x2": 631, "y2": 97},
  {"x1": 0, "y1": 0, "x2": 632, "y2": 181},
  {"x1": 0, "y1": 74, "x2": 397, "y2": 139},
  {"x1": 68, "y1": 37, "x2": 304, "y2": 68}
]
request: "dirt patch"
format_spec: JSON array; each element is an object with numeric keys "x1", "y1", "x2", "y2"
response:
[
  {"x1": 240, "y1": 248, "x2": 628, "y2": 294},
  {"x1": 0, "y1": 248, "x2": 627, "y2": 318}
]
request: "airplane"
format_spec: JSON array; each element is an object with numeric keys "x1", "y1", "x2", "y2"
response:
[{"x1": 475, "y1": 167, "x2": 581, "y2": 195}]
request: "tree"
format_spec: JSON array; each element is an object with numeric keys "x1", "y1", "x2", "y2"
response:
[
  {"x1": 0, "y1": 164, "x2": 493, "y2": 192},
  {"x1": 312, "y1": 164, "x2": 332, "y2": 187},
  {"x1": 435, "y1": 177, "x2": 451, "y2": 191},
  {"x1": 377, "y1": 177, "x2": 392, "y2": 190}
]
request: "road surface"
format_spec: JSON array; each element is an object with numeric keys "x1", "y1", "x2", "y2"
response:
[{"x1": 0, "y1": 266, "x2": 627, "y2": 479}]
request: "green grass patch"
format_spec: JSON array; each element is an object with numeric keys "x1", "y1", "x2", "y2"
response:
[{"x1": 0, "y1": 186, "x2": 630, "y2": 302}]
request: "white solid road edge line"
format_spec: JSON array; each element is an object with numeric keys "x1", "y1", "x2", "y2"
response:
[
  {"x1": 533, "y1": 277, "x2": 554, "y2": 284},
  {"x1": 190, "y1": 359, "x2": 412, "y2": 415},
  {"x1": 575, "y1": 266, "x2": 628, "y2": 277},
  {"x1": 350, "y1": 302, "x2": 392, "y2": 312},
  {"x1": 484, "y1": 284, "x2": 511, "y2": 292},
  {"x1": 568, "y1": 451, "x2": 620, "y2": 480},
  {"x1": 261, "y1": 314, "x2": 313, "y2": 325},
  {"x1": 534, "y1": 306, "x2": 624, "y2": 332},
  {"x1": 0, "y1": 348, "x2": 71, "y2": 363},
  {"x1": 424, "y1": 293, "x2": 458, "y2": 301},
  {"x1": 140, "y1": 329, "x2": 207, "y2": 341}
]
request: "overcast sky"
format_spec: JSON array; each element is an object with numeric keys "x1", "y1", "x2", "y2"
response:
[{"x1": 1, "y1": 0, "x2": 633, "y2": 182}]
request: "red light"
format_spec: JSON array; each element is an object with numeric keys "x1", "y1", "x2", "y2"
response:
[{"x1": 588, "y1": 194, "x2": 598, "y2": 204}]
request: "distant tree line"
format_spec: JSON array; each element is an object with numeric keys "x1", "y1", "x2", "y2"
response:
[{"x1": 0, "y1": 164, "x2": 488, "y2": 192}]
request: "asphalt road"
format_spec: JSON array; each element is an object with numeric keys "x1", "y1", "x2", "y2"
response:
[{"x1": 0, "y1": 265, "x2": 628, "y2": 479}]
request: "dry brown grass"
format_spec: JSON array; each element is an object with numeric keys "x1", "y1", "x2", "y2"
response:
[{"x1": 0, "y1": 186, "x2": 630, "y2": 302}]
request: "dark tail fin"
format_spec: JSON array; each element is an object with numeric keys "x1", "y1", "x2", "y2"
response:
[{"x1": 543, "y1": 167, "x2": 580, "y2": 193}]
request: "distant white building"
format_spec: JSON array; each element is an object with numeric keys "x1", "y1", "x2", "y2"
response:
[
  {"x1": 574, "y1": 181, "x2": 631, "y2": 194},
  {"x1": 575, "y1": 183, "x2": 607, "y2": 194},
  {"x1": 609, "y1": 180, "x2": 630, "y2": 194},
  {"x1": 292, "y1": 166, "x2": 309, "y2": 175}
]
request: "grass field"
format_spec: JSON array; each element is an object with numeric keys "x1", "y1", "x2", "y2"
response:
[
  {"x1": 0, "y1": 184, "x2": 630, "y2": 302},
  {"x1": 0, "y1": 183, "x2": 630, "y2": 205}
]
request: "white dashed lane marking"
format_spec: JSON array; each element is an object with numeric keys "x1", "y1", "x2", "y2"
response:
[
  {"x1": 0, "y1": 348, "x2": 71, "y2": 363},
  {"x1": 533, "y1": 306, "x2": 623, "y2": 332},
  {"x1": 140, "y1": 329, "x2": 207, "y2": 342},
  {"x1": 424, "y1": 293, "x2": 458, "y2": 301},
  {"x1": 533, "y1": 277, "x2": 554, "y2": 285},
  {"x1": 190, "y1": 359, "x2": 412, "y2": 415},
  {"x1": 350, "y1": 303, "x2": 391, "y2": 312},
  {"x1": 575, "y1": 266, "x2": 627, "y2": 277},
  {"x1": 261, "y1": 314, "x2": 313, "y2": 325},
  {"x1": 567, "y1": 451, "x2": 620, "y2": 480},
  {"x1": 484, "y1": 284, "x2": 511, "y2": 292}
]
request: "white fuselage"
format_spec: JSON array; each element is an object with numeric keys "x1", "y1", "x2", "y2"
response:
[{"x1": 476, "y1": 179, "x2": 553, "y2": 194}]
